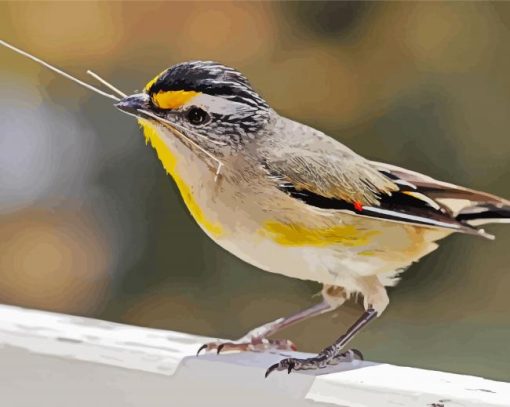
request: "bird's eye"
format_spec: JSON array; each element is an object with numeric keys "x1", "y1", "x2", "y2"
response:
[{"x1": 186, "y1": 107, "x2": 209, "y2": 125}]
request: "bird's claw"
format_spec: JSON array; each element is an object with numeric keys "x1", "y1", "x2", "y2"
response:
[
  {"x1": 264, "y1": 359, "x2": 295, "y2": 378},
  {"x1": 196, "y1": 344, "x2": 208, "y2": 356},
  {"x1": 264, "y1": 348, "x2": 363, "y2": 378},
  {"x1": 197, "y1": 337, "x2": 297, "y2": 356}
]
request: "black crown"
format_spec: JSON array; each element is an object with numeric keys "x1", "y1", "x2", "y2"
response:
[{"x1": 146, "y1": 61, "x2": 268, "y2": 109}]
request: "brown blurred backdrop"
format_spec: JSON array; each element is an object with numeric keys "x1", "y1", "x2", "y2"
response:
[{"x1": 1, "y1": 2, "x2": 509, "y2": 381}]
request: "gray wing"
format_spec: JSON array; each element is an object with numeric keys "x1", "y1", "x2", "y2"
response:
[
  {"x1": 260, "y1": 120, "x2": 397, "y2": 206},
  {"x1": 260, "y1": 121, "x2": 509, "y2": 238}
]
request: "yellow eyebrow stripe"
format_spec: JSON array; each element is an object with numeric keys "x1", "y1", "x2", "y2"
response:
[{"x1": 152, "y1": 90, "x2": 200, "y2": 110}]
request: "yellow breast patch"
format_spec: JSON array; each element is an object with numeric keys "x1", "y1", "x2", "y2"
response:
[
  {"x1": 259, "y1": 221, "x2": 378, "y2": 248},
  {"x1": 138, "y1": 119, "x2": 223, "y2": 237}
]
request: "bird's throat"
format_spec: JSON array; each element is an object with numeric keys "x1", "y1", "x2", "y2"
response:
[{"x1": 138, "y1": 119, "x2": 224, "y2": 237}]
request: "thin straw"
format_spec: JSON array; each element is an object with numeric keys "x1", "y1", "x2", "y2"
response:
[
  {"x1": 0, "y1": 39, "x2": 120, "y2": 102},
  {"x1": 1, "y1": 39, "x2": 224, "y2": 181},
  {"x1": 87, "y1": 70, "x2": 127, "y2": 98}
]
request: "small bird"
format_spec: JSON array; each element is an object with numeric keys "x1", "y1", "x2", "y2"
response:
[{"x1": 115, "y1": 61, "x2": 510, "y2": 377}]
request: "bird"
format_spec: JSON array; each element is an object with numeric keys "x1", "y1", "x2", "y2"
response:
[{"x1": 114, "y1": 60, "x2": 510, "y2": 377}]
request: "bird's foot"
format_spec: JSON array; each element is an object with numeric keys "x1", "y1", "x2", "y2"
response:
[
  {"x1": 265, "y1": 347, "x2": 363, "y2": 377},
  {"x1": 197, "y1": 337, "x2": 297, "y2": 355}
]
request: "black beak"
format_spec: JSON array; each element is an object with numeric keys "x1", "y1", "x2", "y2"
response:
[{"x1": 115, "y1": 93, "x2": 150, "y2": 116}]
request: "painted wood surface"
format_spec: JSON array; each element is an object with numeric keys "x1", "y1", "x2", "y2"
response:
[{"x1": 0, "y1": 304, "x2": 508, "y2": 407}]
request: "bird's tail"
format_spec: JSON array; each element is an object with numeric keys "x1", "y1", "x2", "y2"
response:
[
  {"x1": 456, "y1": 203, "x2": 510, "y2": 227},
  {"x1": 374, "y1": 161, "x2": 510, "y2": 237}
]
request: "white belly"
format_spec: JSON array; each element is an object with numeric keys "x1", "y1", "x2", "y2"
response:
[
  {"x1": 215, "y1": 234, "x2": 391, "y2": 293},
  {"x1": 208, "y1": 220, "x2": 448, "y2": 293}
]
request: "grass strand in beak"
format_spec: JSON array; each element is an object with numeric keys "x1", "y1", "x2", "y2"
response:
[{"x1": 0, "y1": 39, "x2": 121, "y2": 102}]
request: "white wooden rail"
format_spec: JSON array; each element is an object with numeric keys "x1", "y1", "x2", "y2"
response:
[{"x1": 0, "y1": 304, "x2": 508, "y2": 407}]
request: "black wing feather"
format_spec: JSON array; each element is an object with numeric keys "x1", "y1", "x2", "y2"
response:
[{"x1": 277, "y1": 180, "x2": 485, "y2": 237}]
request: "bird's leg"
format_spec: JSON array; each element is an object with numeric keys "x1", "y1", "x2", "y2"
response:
[
  {"x1": 197, "y1": 285, "x2": 348, "y2": 355},
  {"x1": 197, "y1": 300, "x2": 331, "y2": 354},
  {"x1": 265, "y1": 308, "x2": 376, "y2": 376},
  {"x1": 265, "y1": 278, "x2": 388, "y2": 376}
]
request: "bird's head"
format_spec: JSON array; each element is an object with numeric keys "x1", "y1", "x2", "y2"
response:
[{"x1": 115, "y1": 61, "x2": 271, "y2": 158}]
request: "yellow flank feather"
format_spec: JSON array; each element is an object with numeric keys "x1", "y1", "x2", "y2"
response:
[
  {"x1": 260, "y1": 221, "x2": 379, "y2": 247},
  {"x1": 358, "y1": 250, "x2": 377, "y2": 256},
  {"x1": 152, "y1": 90, "x2": 200, "y2": 110},
  {"x1": 138, "y1": 119, "x2": 223, "y2": 237}
]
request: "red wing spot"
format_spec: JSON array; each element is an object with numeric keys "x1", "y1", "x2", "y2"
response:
[{"x1": 354, "y1": 201, "x2": 363, "y2": 212}]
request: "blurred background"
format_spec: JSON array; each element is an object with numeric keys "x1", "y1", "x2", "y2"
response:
[{"x1": 1, "y1": 1, "x2": 509, "y2": 381}]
